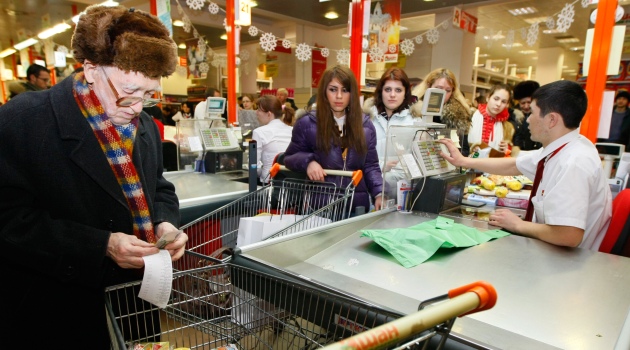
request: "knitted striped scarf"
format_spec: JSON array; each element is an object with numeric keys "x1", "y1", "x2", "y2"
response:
[{"x1": 72, "y1": 72, "x2": 156, "y2": 243}]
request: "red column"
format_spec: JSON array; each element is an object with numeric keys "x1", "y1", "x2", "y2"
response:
[
  {"x1": 226, "y1": 0, "x2": 237, "y2": 125},
  {"x1": 583, "y1": 0, "x2": 618, "y2": 142},
  {"x1": 349, "y1": 0, "x2": 364, "y2": 83}
]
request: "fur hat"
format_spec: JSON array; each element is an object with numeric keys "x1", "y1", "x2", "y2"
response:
[
  {"x1": 513, "y1": 80, "x2": 540, "y2": 100},
  {"x1": 72, "y1": 5, "x2": 177, "y2": 78}
]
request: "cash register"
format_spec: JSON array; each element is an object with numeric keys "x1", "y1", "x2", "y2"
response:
[
  {"x1": 385, "y1": 88, "x2": 467, "y2": 214},
  {"x1": 199, "y1": 97, "x2": 243, "y2": 173}
]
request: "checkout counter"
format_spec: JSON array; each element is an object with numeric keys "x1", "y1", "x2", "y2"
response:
[
  {"x1": 166, "y1": 100, "x2": 257, "y2": 225},
  {"x1": 229, "y1": 122, "x2": 630, "y2": 349}
]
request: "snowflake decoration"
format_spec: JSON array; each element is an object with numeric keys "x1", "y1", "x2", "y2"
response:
[
  {"x1": 208, "y1": 2, "x2": 219, "y2": 15},
  {"x1": 414, "y1": 35, "x2": 423, "y2": 45},
  {"x1": 183, "y1": 16, "x2": 192, "y2": 33},
  {"x1": 259, "y1": 32, "x2": 277, "y2": 51},
  {"x1": 56, "y1": 45, "x2": 68, "y2": 54},
  {"x1": 441, "y1": 21, "x2": 449, "y2": 30},
  {"x1": 336, "y1": 49, "x2": 350, "y2": 66},
  {"x1": 556, "y1": 3, "x2": 575, "y2": 33},
  {"x1": 520, "y1": 28, "x2": 527, "y2": 40},
  {"x1": 198, "y1": 38, "x2": 207, "y2": 55},
  {"x1": 527, "y1": 22, "x2": 539, "y2": 47},
  {"x1": 581, "y1": 0, "x2": 590, "y2": 8},
  {"x1": 399, "y1": 39, "x2": 414, "y2": 56},
  {"x1": 426, "y1": 28, "x2": 439, "y2": 45},
  {"x1": 239, "y1": 49, "x2": 250, "y2": 61},
  {"x1": 177, "y1": 3, "x2": 184, "y2": 16},
  {"x1": 368, "y1": 47, "x2": 384, "y2": 62},
  {"x1": 486, "y1": 29, "x2": 494, "y2": 49},
  {"x1": 248, "y1": 26, "x2": 259, "y2": 37},
  {"x1": 388, "y1": 44, "x2": 397, "y2": 53},
  {"x1": 282, "y1": 39, "x2": 292, "y2": 49},
  {"x1": 295, "y1": 43, "x2": 312, "y2": 62},
  {"x1": 320, "y1": 47, "x2": 330, "y2": 58},
  {"x1": 223, "y1": 18, "x2": 227, "y2": 29},
  {"x1": 505, "y1": 30, "x2": 514, "y2": 50},
  {"x1": 186, "y1": 0, "x2": 205, "y2": 11},
  {"x1": 176, "y1": 65, "x2": 187, "y2": 76},
  {"x1": 193, "y1": 29, "x2": 199, "y2": 38},
  {"x1": 198, "y1": 62, "x2": 210, "y2": 74},
  {"x1": 206, "y1": 46, "x2": 214, "y2": 59},
  {"x1": 546, "y1": 16, "x2": 555, "y2": 30}
]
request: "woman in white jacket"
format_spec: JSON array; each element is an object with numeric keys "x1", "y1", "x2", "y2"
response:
[{"x1": 363, "y1": 67, "x2": 419, "y2": 199}]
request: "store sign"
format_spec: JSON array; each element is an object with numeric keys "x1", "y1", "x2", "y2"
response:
[
  {"x1": 235, "y1": 0, "x2": 251, "y2": 26},
  {"x1": 453, "y1": 7, "x2": 478, "y2": 34}
]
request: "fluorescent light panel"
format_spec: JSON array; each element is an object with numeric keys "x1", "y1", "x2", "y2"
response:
[
  {"x1": 14, "y1": 38, "x2": 39, "y2": 50},
  {"x1": 508, "y1": 7, "x2": 538, "y2": 16},
  {"x1": 0, "y1": 48, "x2": 17, "y2": 57}
]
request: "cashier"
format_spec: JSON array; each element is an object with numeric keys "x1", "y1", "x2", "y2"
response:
[{"x1": 439, "y1": 80, "x2": 611, "y2": 250}]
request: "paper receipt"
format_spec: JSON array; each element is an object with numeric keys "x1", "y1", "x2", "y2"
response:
[{"x1": 138, "y1": 250, "x2": 173, "y2": 308}]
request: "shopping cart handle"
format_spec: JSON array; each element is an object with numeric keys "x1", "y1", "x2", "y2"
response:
[
  {"x1": 448, "y1": 280, "x2": 497, "y2": 316},
  {"x1": 270, "y1": 164, "x2": 363, "y2": 186}
]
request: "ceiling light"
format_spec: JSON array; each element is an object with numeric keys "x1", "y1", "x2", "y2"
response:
[
  {"x1": 543, "y1": 29, "x2": 562, "y2": 34},
  {"x1": 324, "y1": 11, "x2": 339, "y2": 19},
  {"x1": 423, "y1": 0, "x2": 435, "y2": 2},
  {"x1": 220, "y1": 34, "x2": 228, "y2": 40},
  {"x1": 173, "y1": 20, "x2": 184, "y2": 27},
  {"x1": 570, "y1": 46, "x2": 585, "y2": 51},
  {"x1": 503, "y1": 43, "x2": 523, "y2": 48},
  {"x1": 178, "y1": 43, "x2": 186, "y2": 49},
  {"x1": 478, "y1": 53, "x2": 489, "y2": 58},
  {"x1": 400, "y1": 26, "x2": 408, "y2": 31},
  {"x1": 14, "y1": 38, "x2": 39, "y2": 50},
  {"x1": 38, "y1": 22, "x2": 71, "y2": 39},
  {"x1": 249, "y1": 1, "x2": 258, "y2": 7},
  {"x1": 524, "y1": 16, "x2": 549, "y2": 24},
  {"x1": 508, "y1": 7, "x2": 538, "y2": 16},
  {"x1": 484, "y1": 34, "x2": 505, "y2": 40},
  {"x1": 519, "y1": 50, "x2": 537, "y2": 54},
  {"x1": 100, "y1": 1, "x2": 119, "y2": 7},
  {"x1": 556, "y1": 37, "x2": 580, "y2": 43},
  {"x1": 0, "y1": 48, "x2": 16, "y2": 58},
  {"x1": 72, "y1": 13, "x2": 83, "y2": 23}
]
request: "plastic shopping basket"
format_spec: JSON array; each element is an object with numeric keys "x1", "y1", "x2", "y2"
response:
[
  {"x1": 105, "y1": 252, "x2": 497, "y2": 350},
  {"x1": 180, "y1": 163, "x2": 363, "y2": 256}
]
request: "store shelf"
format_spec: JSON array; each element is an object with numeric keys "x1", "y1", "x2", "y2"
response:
[{"x1": 471, "y1": 66, "x2": 523, "y2": 96}]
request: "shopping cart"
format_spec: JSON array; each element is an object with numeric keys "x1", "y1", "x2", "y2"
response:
[
  {"x1": 106, "y1": 252, "x2": 497, "y2": 350},
  {"x1": 180, "y1": 163, "x2": 363, "y2": 256}
]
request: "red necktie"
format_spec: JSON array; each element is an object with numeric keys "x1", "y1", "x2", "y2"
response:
[{"x1": 524, "y1": 143, "x2": 568, "y2": 222}]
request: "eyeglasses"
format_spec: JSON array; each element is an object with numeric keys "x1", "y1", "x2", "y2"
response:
[{"x1": 101, "y1": 67, "x2": 161, "y2": 107}]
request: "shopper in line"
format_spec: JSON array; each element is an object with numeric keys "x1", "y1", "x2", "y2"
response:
[
  {"x1": 512, "y1": 80, "x2": 542, "y2": 151},
  {"x1": 284, "y1": 65, "x2": 383, "y2": 214},
  {"x1": 253, "y1": 95, "x2": 294, "y2": 183},
  {"x1": 363, "y1": 67, "x2": 418, "y2": 198},
  {"x1": 411, "y1": 68, "x2": 472, "y2": 155},
  {"x1": 468, "y1": 83, "x2": 514, "y2": 156},
  {"x1": 277, "y1": 87, "x2": 298, "y2": 110},
  {"x1": 24, "y1": 63, "x2": 52, "y2": 91},
  {"x1": 598, "y1": 90, "x2": 630, "y2": 150},
  {"x1": 0, "y1": 5, "x2": 187, "y2": 346},
  {"x1": 172, "y1": 101, "x2": 195, "y2": 122},
  {"x1": 439, "y1": 80, "x2": 611, "y2": 250}
]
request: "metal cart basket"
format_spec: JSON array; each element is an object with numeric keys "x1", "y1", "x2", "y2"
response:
[
  {"x1": 180, "y1": 164, "x2": 363, "y2": 256},
  {"x1": 106, "y1": 252, "x2": 497, "y2": 350}
]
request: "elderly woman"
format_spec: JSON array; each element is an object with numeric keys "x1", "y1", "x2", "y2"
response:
[{"x1": 284, "y1": 65, "x2": 383, "y2": 215}]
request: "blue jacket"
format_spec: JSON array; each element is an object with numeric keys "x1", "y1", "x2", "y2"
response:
[{"x1": 284, "y1": 113, "x2": 383, "y2": 212}]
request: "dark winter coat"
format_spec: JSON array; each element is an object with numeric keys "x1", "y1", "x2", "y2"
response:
[
  {"x1": 0, "y1": 74, "x2": 179, "y2": 347},
  {"x1": 284, "y1": 113, "x2": 383, "y2": 213}
]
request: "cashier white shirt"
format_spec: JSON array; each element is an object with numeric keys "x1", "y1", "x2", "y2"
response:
[
  {"x1": 515, "y1": 129, "x2": 612, "y2": 250},
  {"x1": 252, "y1": 119, "x2": 293, "y2": 183}
]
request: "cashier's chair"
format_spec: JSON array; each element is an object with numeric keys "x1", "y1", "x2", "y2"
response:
[
  {"x1": 162, "y1": 140, "x2": 178, "y2": 172},
  {"x1": 599, "y1": 189, "x2": 630, "y2": 257}
]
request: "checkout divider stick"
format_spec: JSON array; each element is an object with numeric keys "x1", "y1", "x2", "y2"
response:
[{"x1": 248, "y1": 140, "x2": 257, "y2": 193}]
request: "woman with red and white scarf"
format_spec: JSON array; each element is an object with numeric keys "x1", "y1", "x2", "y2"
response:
[{"x1": 468, "y1": 83, "x2": 515, "y2": 157}]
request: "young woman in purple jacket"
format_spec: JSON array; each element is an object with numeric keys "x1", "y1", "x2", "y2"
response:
[{"x1": 284, "y1": 65, "x2": 383, "y2": 215}]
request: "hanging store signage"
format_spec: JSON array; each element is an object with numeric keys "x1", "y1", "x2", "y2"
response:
[
  {"x1": 235, "y1": 0, "x2": 252, "y2": 26},
  {"x1": 312, "y1": 48, "x2": 327, "y2": 88},
  {"x1": 367, "y1": 0, "x2": 401, "y2": 63},
  {"x1": 453, "y1": 7, "x2": 478, "y2": 34}
]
